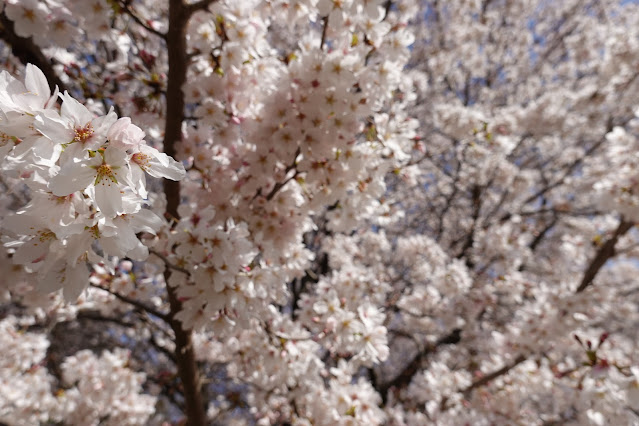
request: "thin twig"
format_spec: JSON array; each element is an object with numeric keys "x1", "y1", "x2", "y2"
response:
[
  {"x1": 576, "y1": 218, "x2": 634, "y2": 293},
  {"x1": 118, "y1": 0, "x2": 167, "y2": 39},
  {"x1": 0, "y1": 12, "x2": 68, "y2": 94},
  {"x1": 255, "y1": 148, "x2": 301, "y2": 202},
  {"x1": 376, "y1": 328, "x2": 462, "y2": 403},
  {"x1": 89, "y1": 283, "x2": 169, "y2": 321},
  {"x1": 76, "y1": 310, "x2": 136, "y2": 328},
  {"x1": 320, "y1": 16, "x2": 329, "y2": 50},
  {"x1": 462, "y1": 354, "x2": 526, "y2": 396},
  {"x1": 150, "y1": 249, "x2": 191, "y2": 275},
  {"x1": 185, "y1": 0, "x2": 220, "y2": 15},
  {"x1": 265, "y1": 170, "x2": 299, "y2": 201}
]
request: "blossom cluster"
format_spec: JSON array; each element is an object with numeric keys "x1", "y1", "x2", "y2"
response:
[
  {"x1": 7, "y1": 0, "x2": 639, "y2": 425},
  {"x1": 0, "y1": 64, "x2": 184, "y2": 299},
  {"x1": 144, "y1": 0, "x2": 420, "y2": 341},
  {"x1": 0, "y1": 315, "x2": 156, "y2": 426},
  {"x1": 4, "y1": 0, "x2": 114, "y2": 46}
]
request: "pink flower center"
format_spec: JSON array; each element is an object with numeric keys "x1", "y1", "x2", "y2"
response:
[
  {"x1": 37, "y1": 230, "x2": 56, "y2": 243},
  {"x1": 95, "y1": 164, "x2": 117, "y2": 184},
  {"x1": 74, "y1": 123, "x2": 94, "y2": 144},
  {"x1": 23, "y1": 9, "x2": 36, "y2": 22},
  {"x1": 131, "y1": 152, "x2": 150, "y2": 171}
]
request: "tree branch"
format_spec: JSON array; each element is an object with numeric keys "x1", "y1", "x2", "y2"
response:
[
  {"x1": 185, "y1": 0, "x2": 220, "y2": 15},
  {"x1": 320, "y1": 16, "x2": 329, "y2": 50},
  {"x1": 89, "y1": 283, "x2": 169, "y2": 321},
  {"x1": 163, "y1": 1, "x2": 207, "y2": 424},
  {"x1": 0, "y1": 11, "x2": 68, "y2": 94},
  {"x1": 265, "y1": 152, "x2": 300, "y2": 201},
  {"x1": 75, "y1": 310, "x2": 136, "y2": 328},
  {"x1": 166, "y1": 283, "x2": 206, "y2": 425},
  {"x1": 462, "y1": 354, "x2": 526, "y2": 396},
  {"x1": 377, "y1": 328, "x2": 462, "y2": 403},
  {"x1": 435, "y1": 143, "x2": 467, "y2": 241},
  {"x1": 117, "y1": 0, "x2": 167, "y2": 39},
  {"x1": 576, "y1": 218, "x2": 633, "y2": 293},
  {"x1": 456, "y1": 184, "x2": 482, "y2": 268},
  {"x1": 150, "y1": 249, "x2": 191, "y2": 275},
  {"x1": 437, "y1": 354, "x2": 528, "y2": 412}
]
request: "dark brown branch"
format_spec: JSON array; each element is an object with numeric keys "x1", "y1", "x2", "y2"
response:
[
  {"x1": 166, "y1": 283, "x2": 206, "y2": 425},
  {"x1": 75, "y1": 310, "x2": 136, "y2": 328},
  {"x1": 185, "y1": 0, "x2": 220, "y2": 15},
  {"x1": 462, "y1": 71, "x2": 472, "y2": 106},
  {"x1": 89, "y1": 283, "x2": 169, "y2": 321},
  {"x1": 438, "y1": 354, "x2": 527, "y2": 412},
  {"x1": 79, "y1": 310, "x2": 177, "y2": 363},
  {"x1": 252, "y1": 148, "x2": 300, "y2": 202},
  {"x1": 162, "y1": 0, "x2": 187, "y2": 221},
  {"x1": 377, "y1": 328, "x2": 462, "y2": 403},
  {"x1": 576, "y1": 219, "x2": 633, "y2": 293},
  {"x1": 150, "y1": 249, "x2": 191, "y2": 275},
  {"x1": 0, "y1": 12, "x2": 68, "y2": 94},
  {"x1": 435, "y1": 144, "x2": 467, "y2": 241},
  {"x1": 382, "y1": 0, "x2": 393, "y2": 21},
  {"x1": 150, "y1": 330, "x2": 178, "y2": 362},
  {"x1": 265, "y1": 170, "x2": 298, "y2": 201},
  {"x1": 513, "y1": 214, "x2": 560, "y2": 273},
  {"x1": 520, "y1": 136, "x2": 606, "y2": 209},
  {"x1": 163, "y1": 1, "x2": 207, "y2": 424},
  {"x1": 509, "y1": 116, "x2": 624, "y2": 221},
  {"x1": 480, "y1": 0, "x2": 494, "y2": 18},
  {"x1": 118, "y1": 0, "x2": 167, "y2": 39},
  {"x1": 320, "y1": 16, "x2": 329, "y2": 50},
  {"x1": 456, "y1": 184, "x2": 482, "y2": 268},
  {"x1": 528, "y1": 214, "x2": 558, "y2": 252},
  {"x1": 136, "y1": 311, "x2": 177, "y2": 362},
  {"x1": 461, "y1": 354, "x2": 526, "y2": 397}
]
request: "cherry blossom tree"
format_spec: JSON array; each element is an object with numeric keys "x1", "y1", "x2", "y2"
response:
[{"x1": 0, "y1": 0, "x2": 639, "y2": 425}]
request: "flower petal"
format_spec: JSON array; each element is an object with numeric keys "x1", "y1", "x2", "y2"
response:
[
  {"x1": 24, "y1": 64, "x2": 50, "y2": 101},
  {"x1": 93, "y1": 176, "x2": 124, "y2": 218},
  {"x1": 49, "y1": 161, "x2": 96, "y2": 196}
]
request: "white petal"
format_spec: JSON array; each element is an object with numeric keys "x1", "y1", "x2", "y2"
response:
[
  {"x1": 104, "y1": 144, "x2": 128, "y2": 166},
  {"x1": 61, "y1": 263, "x2": 89, "y2": 300},
  {"x1": 60, "y1": 92, "x2": 93, "y2": 126},
  {"x1": 12, "y1": 238, "x2": 51, "y2": 265},
  {"x1": 127, "y1": 242, "x2": 149, "y2": 261},
  {"x1": 130, "y1": 209, "x2": 164, "y2": 234},
  {"x1": 49, "y1": 161, "x2": 96, "y2": 196},
  {"x1": 108, "y1": 117, "x2": 145, "y2": 150},
  {"x1": 0, "y1": 71, "x2": 19, "y2": 109},
  {"x1": 101, "y1": 223, "x2": 138, "y2": 256},
  {"x1": 129, "y1": 164, "x2": 148, "y2": 198},
  {"x1": 24, "y1": 64, "x2": 50, "y2": 101},
  {"x1": 141, "y1": 145, "x2": 186, "y2": 181},
  {"x1": 35, "y1": 109, "x2": 74, "y2": 144},
  {"x1": 65, "y1": 232, "x2": 93, "y2": 266},
  {"x1": 92, "y1": 107, "x2": 118, "y2": 136},
  {"x1": 2, "y1": 212, "x2": 45, "y2": 234},
  {"x1": 93, "y1": 177, "x2": 124, "y2": 218}
]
